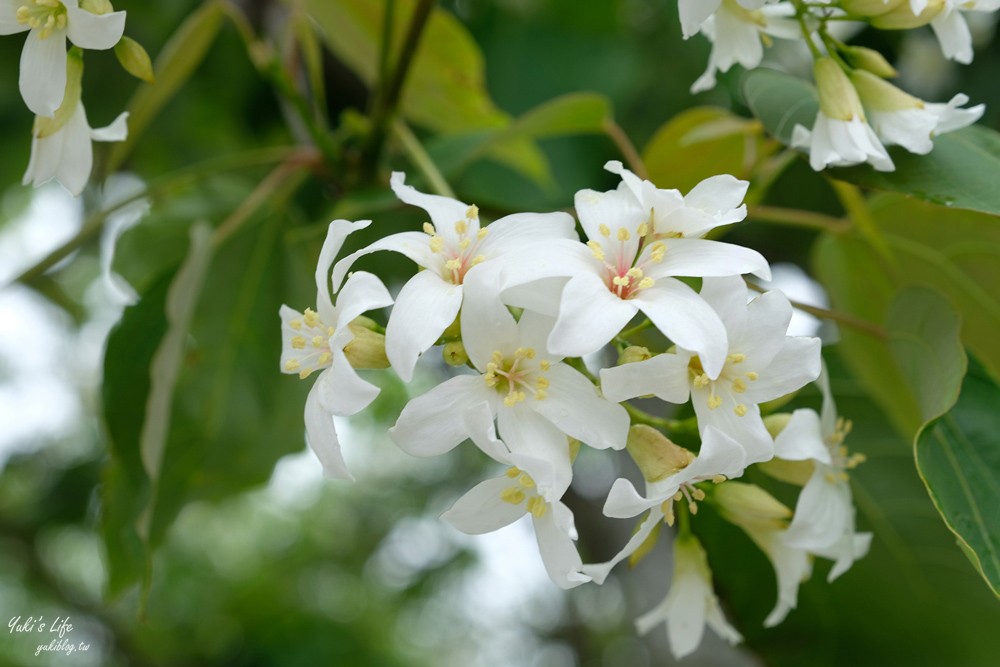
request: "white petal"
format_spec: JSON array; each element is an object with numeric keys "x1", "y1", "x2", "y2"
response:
[
  {"x1": 634, "y1": 279, "x2": 728, "y2": 378},
  {"x1": 331, "y1": 231, "x2": 435, "y2": 292},
  {"x1": 390, "y1": 374, "x2": 491, "y2": 457},
  {"x1": 384, "y1": 271, "x2": 461, "y2": 381},
  {"x1": 773, "y1": 408, "x2": 832, "y2": 464},
  {"x1": 53, "y1": 101, "x2": 93, "y2": 196},
  {"x1": 574, "y1": 187, "x2": 644, "y2": 255},
  {"x1": 683, "y1": 174, "x2": 749, "y2": 222},
  {"x1": 441, "y1": 476, "x2": 525, "y2": 534},
  {"x1": 304, "y1": 377, "x2": 352, "y2": 480},
  {"x1": 928, "y1": 93, "x2": 984, "y2": 134},
  {"x1": 534, "y1": 363, "x2": 629, "y2": 450},
  {"x1": 818, "y1": 531, "x2": 872, "y2": 582},
  {"x1": 477, "y1": 211, "x2": 578, "y2": 257},
  {"x1": 532, "y1": 506, "x2": 591, "y2": 589},
  {"x1": 390, "y1": 171, "x2": 472, "y2": 246},
  {"x1": 315, "y1": 347, "x2": 380, "y2": 417},
  {"x1": 648, "y1": 238, "x2": 770, "y2": 281},
  {"x1": 22, "y1": 127, "x2": 63, "y2": 188},
  {"x1": 89, "y1": 110, "x2": 128, "y2": 141},
  {"x1": 0, "y1": 0, "x2": 30, "y2": 34},
  {"x1": 332, "y1": 269, "x2": 393, "y2": 329},
  {"x1": 603, "y1": 477, "x2": 663, "y2": 519},
  {"x1": 500, "y1": 276, "x2": 570, "y2": 316},
  {"x1": 745, "y1": 336, "x2": 821, "y2": 404},
  {"x1": 581, "y1": 507, "x2": 664, "y2": 584},
  {"x1": 688, "y1": 425, "x2": 750, "y2": 480},
  {"x1": 599, "y1": 351, "x2": 692, "y2": 404},
  {"x1": 460, "y1": 270, "x2": 520, "y2": 370},
  {"x1": 461, "y1": 400, "x2": 512, "y2": 463},
  {"x1": 695, "y1": 397, "x2": 774, "y2": 466},
  {"x1": 20, "y1": 29, "x2": 68, "y2": 116},
  {"x1": 732, "y1": 289, "x2": 793, "y2": 369},
  {"x1": 496, "y1": 406, "x2": 574, "y2": 501},
  {"x1": 547, "y1": 274, "x2": 637, "y2": 357},
  {"x1": 784, "y1": 465, "x2": 853, "y2": 551},
  {"x1": 755, "y1": 531, "x2": 812, "y2": 628},
  {"x1": 65, "y1": 3, "x2": 125, "y2": 49},
  {"x1": 698, "y1": 276, "x2": 749, "y2": 339},
  {"x1": 513, "y1": 308, "x2": 559, "y2": 358},
  {"x1": 678, "y1": 0, "x2": 721, "y2": 36},
  {"x1": 315, "y1": 219, "x2": 373, "y2": 321},
  {"x1": 931, "y1": 11, "x2": 973, "y2": 64}
]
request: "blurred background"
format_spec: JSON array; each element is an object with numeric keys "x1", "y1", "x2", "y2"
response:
[{"x1": 1, "y1": 0, "x2": 999, "y2": 665}]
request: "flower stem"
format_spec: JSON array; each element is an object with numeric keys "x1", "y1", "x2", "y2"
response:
[
  {"x1": 393, "y1": 120, "x2": 456, "y2": 197},
  {"x1": 829, "y1": 180, "x2": 897, "y2": 267},
  {"x1": 619, "y1": 318, "x2": 654, "y2": 341},
  {"x1": 747, "y1": 204, "x2": 849, "y2": 233},
  {"x1": 746, "y1": 281, "x2": 887, "y2": 339},
  {"x1": 603, "y1": 118, "x2": 649, "y2": 180},
  {"x1": 791, "y1": 0, "x2": 823, "y2": 59},
  {"x1": 623, "y1": 402, "x2": 681, "y2": 432}
]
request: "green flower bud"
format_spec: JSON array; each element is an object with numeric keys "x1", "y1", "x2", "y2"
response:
[
  {"x1": 80, "y1": 0, "x2": 114, "y2": 15},
  {"x1": 850, "y1": 69, "x2": 922, "y2": 112},
  {"x1": 763, "y1": 413, "x2": 793, "y2": 439},
  {"x1": 871, "y1": 0, "x2": 945, "y2": 29},
  {"x1": 758, "y1": 458, "x2": 815, "y2": 486},
  {"x1": 626, "y1": 425, "x2": 694, "y2": 483},
  {"x1": 343, "y1": 321, "x2": 389, "y2": 369},
  {"x1": 441, "y1": 314, "x2": 461, "y2": 339},
  {"x1": 814, "y1": 57, "x2": 865, "y2": 122},
  {"x1": 618, "y1": 345, "x2": 652, "y2": 366},
  {"x1": 840, "y1": 0, "x2": 905, "y2": 16},
  {"x1": 713, "y1": 482, "x2": 791, "y2": 531},
  {"x1": 115, "y1": 36, "x2": 155, "y2": 83},
  {"x1": 842, "y1": 45, "x2": 898, "y2": 78},
  {"x1": 442, "y1": 340, "x2": 469, "y2": 367}
]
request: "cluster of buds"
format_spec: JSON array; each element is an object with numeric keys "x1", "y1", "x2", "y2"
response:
[
  {"x1": 2, "y1": 0, "x2": 152, "y2": 196},
  {"x1": 280, "y1": 163, "x2": 872, "y2": 658},
  {"x1": 678, "y1": 0, "x2": 991, "y2": 171}
]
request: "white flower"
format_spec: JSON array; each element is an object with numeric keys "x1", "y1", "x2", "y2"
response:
[
  {"x1": 850, "y1": 69, "x2": 983, "y2": 154},
  {"x1": 330, "y1": 172, "x2": 575, "y2": 382},
  {"x1": 635, "y1": 533, "x2": 743, "y2": 659},
  {"x1": 279, "y1": 219, "x2": 393, "y2": 480},
  {"x1": 773, "y1": 365, "x2": 873, "y2": 580},
  {"x1": 930, "y1": 0, "x2": 1000, "y2": 64},
  {"x1": 441, "y1": 454, "x2": 591, "y2": 589},
  {"x1": 601, "y1": 275, "x2": 821, "y2": 467},
  {"x1": 389, "y1": 287, "x2": 629, "y2": 502},
  {"x1": 677, "y1": 0, "x2": 780, "y2": 38},
  {"x1": 714, "y1": 482, "x2": 812, "y2": 627},
  {"x1": 23, "y1": 99, "x2": 127, "y2": 196},
  {"x1": 0, "y1": 0, "x2": 126, "y2": 116},
  {"x1": 690, "y1": 1, "x2": 800, "y2": 94},
  {"x1": 791, "y1": 58, "x2": 894, "y2": 172},
  {"x1": 484, "y1": 161, "x2": 769, "y2": 377}
]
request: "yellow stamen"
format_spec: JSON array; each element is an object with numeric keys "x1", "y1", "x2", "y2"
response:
[
  {"x1": 587, "y1": 240, "x2": 605, "y2": 261},
  {"x1": 734, "y1": 403, "x2": 748, "y2": 417},
  {"x1": 500, "y1": 487, "x2": 526, "y2": 505},
  {"x1": 637, "y1": 277, "x2": 655, "y2": 290},
  {"x1": 505, "y1": 467, "x2": 521, "y2": 478},
  {"x1": 455, "y1": 220, "x2": 468, "y2": 235},
  {"x1": 732, "y1": 378, "x2": 747, "y2": 393},
  {"x1": 617, "y1": 227, "x2": 631, "y2": 242},
  {"x1": 284, "y1": 359, "x2": 301, "y2": 372},
  {"x1": 422, "y1": 222, "x2": 436, "y2": 235},
  {"x1": 707, "y1": 394, "x2": 723, "y2": 410},
  {"x1": 598, "y1": 224, "x2": 611, "y2": 237},
  {"x1": 291, "y1": 336, "x2": 306, "y2": 349},
  {"x1": 526, "y1": 496, "x2": 548, "y2": 518},
  {"x1": 311, "y1": 336, "x2": 326, "y2": 348},
  {"x1": 517, "y1": 473, "x2": 535, "y2": 488},
  {"x1": 466, "y1": 205, "x2": 479, "y2": 219}
]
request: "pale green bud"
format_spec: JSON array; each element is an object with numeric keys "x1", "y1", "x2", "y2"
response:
[
  {"x1": 842, "y1": 45, "x2": 898, "y2": 78},
  {"x1": 115, "y1": 36, "x2": 155, "y2": 83},
  {"x1": 34, "y1": 49, "x2": 83, "y2": 138},
  {"x1": 618, "y1": 345, "x2": 652, "y2": 366},
  {"x1": 840, "y1": 0, "x2": 904, "y2": 16},
  {"x1": 714, "y1": 482, "x2": 791, "y2": 530},
  {"x1": 80, "y1": 0, "x2": 114, "y2": 15},
  {"x1": 871, "y1": 0, "x2": 945, "y2": 29},
  {"x1": 758, "y1": 458, "x2": 815, "y2": 486},
  {"x1": 441, "y1": 314, "x2": 461, "y2": 340},
  {"x1": 626, "y1": 425, "x2": 694, "y2": 483},
  {"x1": 814, "y1": 57, "x2": 865, "y2": 122},
  {"x1": 442, "y1": 341, "x2": 469, "y2": 367},
  {"x1": 850, "y1": 69, "x2": 923, "y2": 112},
  {"x1": 343, "y1": 321, "x2": 389, "y2": 369},
  {"x1": 763, "y1": 413, "x2": 793, "y2": 439}
]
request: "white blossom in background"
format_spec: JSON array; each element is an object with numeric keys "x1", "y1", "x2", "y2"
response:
[
  {"x1": 792, "y1": 58, "x2": 894, "y2": 172},
  {"x1": 331, "y1": 172, "x2": 576, "y2": 382},
  {"x1": 601, "y1": 276, "x2": 821, "y2": 467},
  {"x1": 635, "y1": 533, "x2": 742, "y2": 659},
  {"x1": 0, "y1": 0, "x2": 126, "y2": 116},
  {"x1": 850, "y1": 68, "x2": 983, "y2": 153},
  {"x1": 690, "y1": 1, "x2": 800, "y2": 94},
  {"x1": 930, "y1": 0, "x2": 1000, "y2": 64},
  {"x1": 23, "y1": 101, "x2": 127, "y2": 196},
  {"x1": 279, "y1": 219, "x2": 393, "y2": 480},
  {"x1": 773, "y1": 366, "x2": 873, "y2": 580},
  {"x1": 677, "y1": 0, "x2": 781, "y2": 38}
]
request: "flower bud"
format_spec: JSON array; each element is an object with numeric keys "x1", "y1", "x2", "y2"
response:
[
  {"x1": 626, "y1": 425, "x2": 694, "y2": 483},
  {"x1": 714, "y1": 482, "x2": 791, "y2": 530},
  {"x1": 80, "y1": 0, "x2": 114, "y2": 14},
  {"x1": 618, "y1": 345, "x2": 652, "y2": 366},
  {"x1": 758, "y1": 458, "x2": 815, "y2": 486},
  {"x1": 441, "y1": 314, "x2": 461, "y2": 340},
  {"x1": 115, "y1": 36, "x2": 155, "y2": 83},
  {"x1": 763, "y1": 413, "x2": 793, "y2": 439},
  {"x1": 343, "y1": 321, "x2": 390, "y2": 369},
  {"x1": 814, "y1": 58, "x2": 865, "y2": 122},
  {"x1": 842, "y1": 45, "x2": 898, "y2": 79},
  {"x1": 840, "y1": 0, "x2": 904, "y2": 15},
  {"x1": 34, "y1": 49, "x2": 83, "y2": 139},
  {"x1": 850, "y1": 69, "x2": 922, "y2": 112},
  {"x1": 442, "y1": 340, "x2": 469, "y2": 367},
  {"x1": 870, "y1": 0, "x2": 944, "y2": 29}
]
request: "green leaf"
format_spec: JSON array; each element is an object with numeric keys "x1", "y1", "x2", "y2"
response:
[
  {"x1": 915, "y1": 357, "x2": 1000, "y2": 597},
  {"x1": 643, "y1": 106, "x2": 777, "y2": 193},
  {"x1": 105, "y1": 0, "x2": 226, "y2": 174},
  {"x1": 742, "y1": 68, "x2": 1000, "y2": 216},
  {"x1": 814, "y1": 195, "x2": 1000, "y2": 436}
]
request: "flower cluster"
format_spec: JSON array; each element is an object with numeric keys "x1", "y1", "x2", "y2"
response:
[
  {"x1": 2, "y1": 0, "x2": 150, "y2": 196},
  {"x1": 280, "y1": 163, "x2": 872, "y2": 658},
  {"x1": 680, "y1": 0, "x2": 990, "y2": 171}
]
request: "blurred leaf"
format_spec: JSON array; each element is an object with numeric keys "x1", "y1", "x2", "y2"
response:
[
  {"x1": 915, "y1": 357, "x2": 1000, "y2": 597},
  {"x1": 105, "y1": 0, "x2": 226, "y2": 174},
  {"x1": 742, "y1": 68, "x2": 1000, "y2": 216},
  {"x1": 305, "y1": 0, "x2": 553, "y2": 184},
  {"x1": 642, "y1": 106, "x2": 776, "y2": 192},
  {"x1": 887, "y1": 287, "x2": 966, "y2": 424},
  {"x1": 814, "y1": 195, "x2": 1000, "y2": 435}
]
